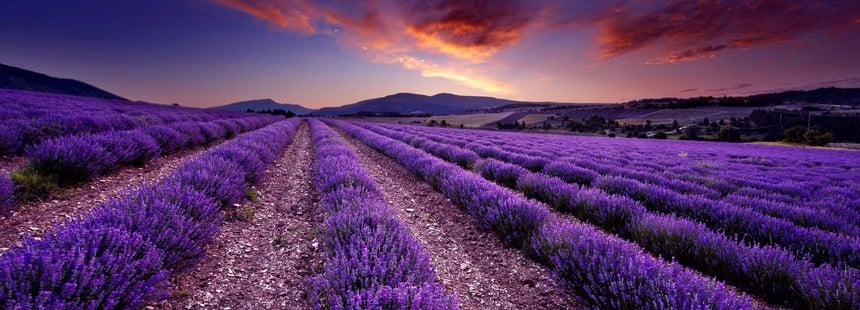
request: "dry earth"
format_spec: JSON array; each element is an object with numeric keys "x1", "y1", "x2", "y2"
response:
[
  {"x1": 0, "y1": 146, "x2": 209, "y2": 250},
  {"x1": 335, "y1": 127, "x2": 581, "y2": 309},
  {"x1": 159, "y1": 122, "x2": 323, "y2": 309}
]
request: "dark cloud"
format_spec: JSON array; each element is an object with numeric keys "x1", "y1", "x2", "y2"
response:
[
  {"x1": 651, "y1": 45, "x2": 727, "y2": 64},
  {"x1": 215, "y1": 0, "x2": 860, "y2": 65},
  {"x1": 680, "y1": 88, "x2": 698, "y2": 93},
  {"x1": 705, "y1": 83, "x2": 752, "y2": 93},
  {"x1": 401, "y1": 0, "x2": 535, "y2": 59},
  {"x1": 598, "y1": 0, "x2": 860, "y2": 60}
]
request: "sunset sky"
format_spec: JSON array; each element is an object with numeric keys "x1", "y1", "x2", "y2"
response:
[{"x1": 1, "y1": 0, "x2": 859, "y2": 108}]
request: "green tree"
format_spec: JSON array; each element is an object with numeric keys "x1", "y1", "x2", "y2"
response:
[
  {"x1": 718, "y1": 127, "x2": 742, "y2": 142},
  {"x1": 684, "y1": 125, "x2": 701, "y2": 140},
  {"x1": 653, "y1": 131, "x2": 667, "y2": 139},
  {"x1": 783, "y1": 125, "x2": 806, "y2": 143},
  {"x1": 803, "y1": 128, "x2": 833, "y2": 146}
]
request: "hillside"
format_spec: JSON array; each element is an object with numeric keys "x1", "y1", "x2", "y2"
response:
[
  {"x1": 314, "y1": 93, "x2": 579, "y2": 115},
  {"x1": 0, "y1": 62, "x2": 125, "y2": 100},
  {"x1": 210, "y1": 98, "x2": 315, "y2": 115}
]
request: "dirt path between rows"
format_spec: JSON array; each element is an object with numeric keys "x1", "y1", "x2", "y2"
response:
[
  {"x1": 0, "y1": 146, "x2": 209, "y2": 250},
  {"x1": 0, "y1": 156, "x2": 27, "y2": 174},
  {"x1": 159, "y1": 122, "x2": 323, "y2": 309},
  {"x1": 335, "y1": 128, "x2": 581, "y2": 309}
]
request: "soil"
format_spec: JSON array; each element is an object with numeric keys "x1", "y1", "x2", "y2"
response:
[
  {"x1": 158, "y1": 122, "x2": 323, "y2": 309},
  {"x1": 334, "y1": 127, "x2": 582, "y2": 309},
  {"x1": 0, "y1": 156, "x2": 27, "y2": 173},
  {"x1": 0, "y1": 146, "x2": 209, "y2": 250}
]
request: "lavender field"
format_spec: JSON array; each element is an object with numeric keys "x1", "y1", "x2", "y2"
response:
[{"x1": 0, "y1": 91, "x2": 859, "y2": 309}]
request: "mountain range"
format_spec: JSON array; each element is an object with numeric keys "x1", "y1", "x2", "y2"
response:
[
  {"x1": 209, "y1": 98, "x2": 315, "y2": 115},
  {"x1": 0, "y1": 62, "x2": 125, "y2": 100},
  {"x1": 2, "y1": 63, "x2": 858, "y2": 116},
  {"x1": 212, "y1": 93, "x2": 581, "y2": 115}
]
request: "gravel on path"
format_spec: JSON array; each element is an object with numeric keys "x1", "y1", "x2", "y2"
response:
[
  {"x1": 0, "y1": 146, "x2": 209, "y2": 250},
  {"x1": 158, "y1": 122, "x2": 323, "y2": 309},
  {"x1": 335, "y1": 127, "x2": 581, "y2": 310}
]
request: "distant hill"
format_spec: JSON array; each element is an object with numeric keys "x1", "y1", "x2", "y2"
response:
[
  {"x1": 0, "y1": 62, "x2": 125, "y2": 100},
  {"x1": 747, "y1": 87, "x2": 860, "y2": 105},
  {"x1": 210, "y1": 98, "x2": 314, "y2": 115},
  {"x1": 628, "y1": 87, "x2": 860, "y2": 108},
  {"x1": 314, "y1": 93, "x2": 579, "y2": 115}
]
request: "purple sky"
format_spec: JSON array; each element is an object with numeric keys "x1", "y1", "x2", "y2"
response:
[{"x1": 1, "y1": 0, "x2": 859, "y2": 108}]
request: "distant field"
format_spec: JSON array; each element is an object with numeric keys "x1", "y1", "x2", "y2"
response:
[
  {"x1": 615, "y1": 106, "x2": 761, "y2": 125},
  {"x1": 428, "y1": 112, "x2": 514, "y2": 127}
]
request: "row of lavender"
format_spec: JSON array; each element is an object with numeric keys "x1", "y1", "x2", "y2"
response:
[
  {"x1": 307, "y1": 119, "x2": 456, "y2": 308},
  {"x1": 371, "y1": 123, "x2": 860, "y2": 266},
  {"x1": 0, "y1": 119, "x2": 299, "y2": 308},
  {"x1": 356, "y1": 122, "x2": 860, "y2": 308},
  {"x1": 392, "y1": 124, "x2": 860, "y2": 230},
  {"x1": 0, "y1": 89, "x2": 255, "y2": 155},
  {"x1": 1, "y1": 115, "x2": 280, "y2": 213},
  {"x1": 327, "y1": 119, "x2": 757, "y2": 309}
]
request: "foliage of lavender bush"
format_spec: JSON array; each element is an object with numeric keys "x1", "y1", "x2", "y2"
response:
[
  {"x1": 214, "y1": 119, "x2": 240, "y2": 138},
  {"x1": 0, "y1": 119, "x2": 300, "y2": 308},
  {"x1": 593, "y1": 175, "x2": 860, "y2": 268},
  {"x1": 0, "y1": 226, "x2": 169, "y2": 309},
  {"x1": 0, "y1": 89, "x2": 273, "y2": 154},
  {"x1": 141, "y1": 125, "x2": 184, "y2": 154},
  {"x1": 169, "y1": 155, "x2": 249, "y2": 207},
  {"x1": 0, "y1": 122, "x2": 23, "y2": 155},
  {"x1": 199, "y1": 122, "x2": 227, "y2": 143},
  {"x1": 81, "y1": 183, "x2": 221, "y2": 271},
  {"x1": 329, "y1": 119, "x2": 754, "y2": 309},
  {"x1": 357, "y1": 121, "x2": 860, "y2": 308},
  {"x1": 375, "y1": 122, "x2": 859, "y2": 232},
  {"x1": 542, "y1": 161, "x2": 599, "y2": 186},
  {"x1": 27, "y1": 135, "x2": 116, "y2": 185},
  {"x1": 0, "y1": 174, "x2": 15, "y2": 212},
  {"x1": 308, "y1": 119, "x2": 456, "y2": 309},
  {"x1": 529, "y1": 222, "x2": 752, "y2": 309},
  {"x1": 169, "y1": 122, "x2": 207, "y2": 147},
  {"x1": 4, "y1": 116, "x2": 279, "y2": 210},
  {"x1": 209, "y1": 146, "x2": 266, "y2": 184},
  {"x1": 92, "y1": 130, "x2": 161, "y2": 167}
]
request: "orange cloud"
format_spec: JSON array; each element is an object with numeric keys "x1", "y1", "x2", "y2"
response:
[
  {"x1": 211, "y1": 0, "x2": 516, "y2": 93},
  {"x1": 598, "y1": 0, "x2": 860, "y2": 62},
  {"x1": 648, "y1": 45, "x2": 726, "y2": 64},
  {"x1": 401, "y1": 1, "x2": 532, "y2": 62},
  {"x1": 215, "y1": 0, "x2": 316, "y2": 34},
  {"x1": 397, "y1": 56, "x2": 509, "y2": 94}
]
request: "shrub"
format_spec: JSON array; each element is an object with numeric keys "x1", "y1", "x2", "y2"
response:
[
  {"x1": 27, "y1": 136, "x2": 116, "y2": 185},
  {"x1": 93, "y1": 130, "x2": 160, "y2": 167},
  {"x1": 0, "y1": 122, "x2": 23, "y2": 155},
  {"x1": 0, "y1": 174, "x2": 15, "y2": 211},
  {"x1": 529, "y1": 222, "x2": 753, "y2": 309},
  {"x1": 214, "y1": 119, "x2": 240, "y2": 138},
  {"x1": 0, "y1": 226, "x2": 168, "y2": 309},
  {"x1": 209, "y1": 146, "x2": 266, "y2": 184},
  {"x1": 718, "y1": 127, "x2": 742, "y2": 142},
  {"x1": 476, "y1": 158, "x2": 527, "y2": 188},
  {"x1": 803, "y1": 128, "x2": 833, "y2": 146},
  {"x1": 142, "y1": 125, "x2": 184, "y2": 154},
  {"x1": 169, "y1": 156, "x2": 247, "y2": 207},
  {"x1": 169, "y1": 122, "x2": 206, "y2": 148},
  {"x1": 542, "y1": 162, "x2": 598, "y2": 185},
  {"x1": 82, "y1": 184, "x2": 221, "y2": 270},
  {"x1": 784, "y1": 125, "x2": 806, "y2": 143},
  {"x1": 9, "y1": 168, "x2": 55, "y2": 202}
]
